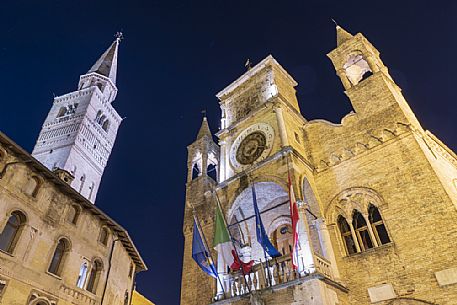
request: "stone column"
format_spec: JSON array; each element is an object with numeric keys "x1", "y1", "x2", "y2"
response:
[
  {"x1": 297, "y1": 201, "x2": 316, "y2": 273},
  {"x1": 337, "y1": 69, "x2": 352, "y2": 90},
  {"x1": 274, "y1": 107, "x2": 289, "y2": 147},
  {"x1": 219, "y1": 141, "x2": 227, "y2": 182},
  {"x1": 363, "y1": 213, "x2": 379, "y2": 247},
  {"x1": 348, "y1": 223, "x2": 361, "y2": 253},
  {"x1": 315, "y1": 218, "x2": 341, "y2": 280}
]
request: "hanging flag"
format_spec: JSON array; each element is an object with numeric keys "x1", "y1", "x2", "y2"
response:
[
  {"x1": 288, "y1": 174, "x2": 300, "y2": 270},
  {"x1": 192, "y1": 220, "x2": 218, "y2": 278},
  {"x1": 213, "y1": 203, "x2": 235, "y2": 267},
  {"x1": 252, "y1": 186, "x2": 281, "y2": 258}
]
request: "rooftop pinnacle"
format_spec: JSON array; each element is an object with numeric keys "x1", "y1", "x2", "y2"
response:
[
  {"x1": 196, "y1": 117, "x2": 212, "y2": 140},
  {"x1": 87, "y1": 37, "x2": 120, "y2": 84},
  {"x1": 336, "y1": 25, "x2": 353, "y2": 46}
]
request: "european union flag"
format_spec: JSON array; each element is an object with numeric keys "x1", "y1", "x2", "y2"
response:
[
  {"x1": 192, "y1": 220, "x2": 218, "y2": 278},
  {"x1": 252, "y1": 186, "x2": 281, "y2": 258}
]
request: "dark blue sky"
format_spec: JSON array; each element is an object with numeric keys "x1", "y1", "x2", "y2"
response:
[{"x1": 0, "y1": 1, "x2": 456, "y2": 304}]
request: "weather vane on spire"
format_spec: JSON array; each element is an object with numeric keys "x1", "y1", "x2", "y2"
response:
[
  {"x1": 201, "y1": 109, "x2": 207, "y2": 118},
  {"x1": 115, "y1": 32, "x2": 124, "y2": 42},
  {"x1": 331, "y1": 18, "x2": 338, "y2": 27}
]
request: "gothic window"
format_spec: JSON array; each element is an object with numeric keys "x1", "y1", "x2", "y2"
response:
[
  {"x1": 0, "y1": 211, "x2": 26, "y2": 254},
  {"x1": 207, "y1": 164, "x2": 217, "y2": 181},
  {"x1": 66, "y1": 205, "x2": 80, "y2": 225},
  {"x1": 76, "y1": 261, "x2": 89, "y2": 288},
  {"x1": 99, "y1": 227, "x2": 109, "y2": 246},
  {"x1": 368, "y1": 205, "x2": 390, "y2": 245},
  {"x1": 95, "y1": 111, "x2": 102, "y2": 123},
  {"x1": 343, "y1": 53, "x2": 373, "y2": 86},
  {"x1": 86, "y1": 259, "x2": 103, "y2": 294},
  {"x1": 23, "y1": 176, "x2": 41, "y2": 198},
  {"x1": 352, "y1": 210, "x2": 374, "y2": 251},
  {"x1": 57, "y1": 107, "x2": 67, "y2": 118},
  {"x1": 191, "y1": 164, "x2": 200, "y2": 180},
  {"x1": 337, "y1": 215, "x2": 357, "y2": 255},
  {"x1": 102, "y1": 120, "x2": 110, "y2": 132},
  {"x1": 48, "y1": 238, "x2": 70, "y2": 276}
]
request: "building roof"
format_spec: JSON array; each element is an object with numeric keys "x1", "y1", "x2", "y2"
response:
[
  {"x1": 132, "y1": 290, "x2": 155, "y2": 305},
  {"x1": 0, "y1": 131, "x2": 147, "y2": 272}
]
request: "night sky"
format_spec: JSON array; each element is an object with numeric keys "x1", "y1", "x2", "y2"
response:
[{"x1": 0, "y1": 1, "x2": 456, "y2": 304}]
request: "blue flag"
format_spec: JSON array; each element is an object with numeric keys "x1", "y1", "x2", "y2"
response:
[
  {"x1": 252, "y1": 186, "x2": 281, "y2": 258},
  {"x1": 192, "y1": 220, "x2": 218, "y2": 278}
]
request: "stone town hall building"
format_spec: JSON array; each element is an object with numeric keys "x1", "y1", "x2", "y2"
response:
[
  {"x1": 0, "y1": 37, "x2": 152, "y2": 305},
  {"x1": 180, "y1": 26, "x2": 457, "y2": 305}
]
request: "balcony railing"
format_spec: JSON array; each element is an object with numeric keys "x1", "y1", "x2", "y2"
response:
[{"x1": 217, "y1": 253, "x2": 333, "y2": 300}]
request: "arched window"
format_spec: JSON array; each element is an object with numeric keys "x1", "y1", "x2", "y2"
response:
[
  {"x1": 272, "y1": 225, "x2": 292, "y2": 256},
  {"x1": 101, "y1": 120, "x2": 110, "y2": 132},
  {"x1": 23, "y1": 176, "x2": 41, "y2": 198},
  {"x1": 86, "y1": 259, "x2": 103, "y2": 294},
  {"x1": 99, "y1": 227, "x2": 109, "y2": 246},
  {"x1": 66, "y1": 205, "x2": 80, "y2": 225},
  {"x1": 207, "y1": 164, "x2": 217, "y2": 181},
  {"x1": 191, "y1": 164, "x2": 200, "y2": 180},
  {"x1": 57, "y1": 107, "x2": 67, "y2": 118},
  {"x1": 352, "y1": 210, "x2": 373, "y2": 251},
  {"x1": 76, "y1": 261, "x2": 89, "y2": 288},
  {"x1": 95, "y1": 110, "x2": 102, "y2": 123},
  {"x1": 79, "y1": 175, "x2": 86, "y2": 193},
  {"x1": 337, "y1": 215, "x2": 357, "y2": 255},
  {"x1": 368, "y1": 205, "x2": 390, "y2": 245},
  {"x1": 48, "y1": 238, "x2": 70, "y2": 276},
  {"x1": 0, "y1": 211, "x2": 26, "y2": 253},
  {"x1": 344, "y1": 53, "x2": 373, "y2": 86},
  {"x1": 96, "y1": 83, "x2": 103, "y2": 91}
]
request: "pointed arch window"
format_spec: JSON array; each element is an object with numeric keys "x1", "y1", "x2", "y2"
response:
[
  {"x1": 48, "y1": 238, "x2": 70, "y2": 276},
  {"x1": 352, "y1": 210, "x2": 373, "y2": 251},
  {"x1": 86, "y1": 259, "x2": 103, "y2": 294},
  {"x1": 101, "y1": 120, "x2": 110, "y2": 132},
  {"x1": 76, "y1": 261, "x2": 89, "y2": 288},
  {"x1": 207, "y1": 164, "x2": 217, "y2": 182},
  {"x1": 368, "y1": 205, "x2": 390, "y2": 245},
  {"x1": 0, "y1": 211, "x2": 26, "y2": 254},
  {"x1": 57, "y1": 107, "x2": 67, "y2": 118},
  {"x1": 191, "y1": 164, "x2": 200, "y2": 180},
  {"x1": 337, "y1": 215, "x2": 357, "y2": 255}
]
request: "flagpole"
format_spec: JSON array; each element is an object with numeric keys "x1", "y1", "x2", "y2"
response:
[
  {"x1": 191, "y1": 206, "x2": 226, "y2": 298},
  {"x1": 211, "y1": 187, "x2": 252, "y2": 293},
  {"x1": 285, "y1": 153, "x2": 301, "y2": 277},
  {"x1": 250, "y1": 182, "x2": 273, "y2": 288}
]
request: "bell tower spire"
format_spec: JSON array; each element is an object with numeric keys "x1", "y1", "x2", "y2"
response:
[
  {"x1": 32, "y1": 36, "x2": 123, "y2": 203},
  {"x1": 327, "y1": 26, "x2": 422, "y2": 128}
]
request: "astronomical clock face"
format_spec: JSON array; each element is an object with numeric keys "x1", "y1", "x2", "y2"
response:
[{"x1": 230, "y1": 123, "x2": 274, "y2": 169}]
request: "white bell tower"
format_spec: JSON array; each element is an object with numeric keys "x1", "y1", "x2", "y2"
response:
[{"x1": 32, "y1": 35, "x2": 123, "y2": 203}]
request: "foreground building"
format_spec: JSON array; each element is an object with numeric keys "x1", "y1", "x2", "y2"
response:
[
  {"x1": 0, "y1": 37, "x2": 149, "y2": 305},
  {"x1": 180, "y1": 26, "x2": 457, "y2": 304}
]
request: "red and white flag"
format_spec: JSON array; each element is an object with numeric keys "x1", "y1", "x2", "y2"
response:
[{"x1": 288, "y1": 174, "x2": 300, "y2": 270}]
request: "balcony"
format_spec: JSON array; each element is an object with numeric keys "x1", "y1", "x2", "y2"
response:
[{"x1": 214, "y1": 253, "x2": 335, "y2": 302}]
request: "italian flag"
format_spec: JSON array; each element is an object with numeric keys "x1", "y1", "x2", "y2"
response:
[{"x1": 213, "y1": 204, "x2": 234, "y2": 267}]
